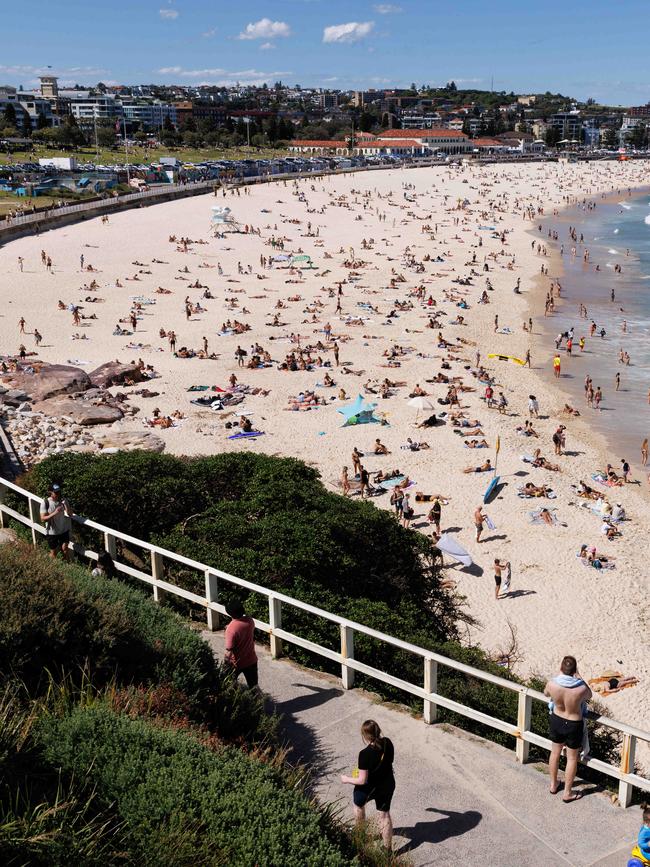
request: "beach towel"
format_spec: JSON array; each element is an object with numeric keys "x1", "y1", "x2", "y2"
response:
[
  {"x1": 528, "y1": 508, "x2": 559, "y2": 525},
  {"x1": 578, "y1": 556, "x2": 616, "y2": 571},
  {"x1": 188, "y1": 385, "x2": 210, "y2": 392},
  {"x1": 435, "y1": 534, "x2": 472, "y2": 567},
  {"x1": 228, "y1": 431, "x2": 265, "y2": 440},
  {"x1": 588, "y1": 672, "x2": 638, "y2": 696},
  {"x1": 521, "y1": 454, "x2": 536, "y2": 464},
  {"x1": 377, "y1": 475, "x2": 406, "y2": 490},
  {"x1": 501, "y1": 564, "x2": 511, "y2": 594},
  {"x1": 517, "y1": 486, "x2": 557, "y2": 499},
  {"x1": 485, "y1": 515, "x2": 496, "y2": 531}
]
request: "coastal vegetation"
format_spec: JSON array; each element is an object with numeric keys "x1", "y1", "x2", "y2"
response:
[
  {"x1": 0, "y1": 543, "x2": 390, "y2": 865},
  {"x1": 15, "y1": 450, "x2": 622, "y2": 770}
]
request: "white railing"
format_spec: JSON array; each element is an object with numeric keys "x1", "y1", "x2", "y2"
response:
[
  {"x1": 0, "y1": 179, "x2": 217, "y2": 229},
  {"x1": 0, "y1": 473, "x2": 647, "y2": 806}
]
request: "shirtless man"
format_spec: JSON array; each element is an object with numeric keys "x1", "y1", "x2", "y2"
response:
[
  {"x1": 544, "y1": 655, "x2": 592, "y2": 803},
  {"x1": 474, "y1": 505, "x2": 486, "y2": 542}
]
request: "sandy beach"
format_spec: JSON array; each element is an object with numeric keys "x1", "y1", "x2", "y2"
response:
[{"x1": 1, "y1": 160, "x2": 648, "y2": 764}]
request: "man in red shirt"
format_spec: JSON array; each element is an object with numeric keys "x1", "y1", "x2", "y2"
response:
[{"x1": 224, "y1": 600, "x2": 258, "y2": 688}]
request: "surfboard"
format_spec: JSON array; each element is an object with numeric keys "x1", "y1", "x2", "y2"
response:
[
  {"x1": 487, "y1": 353, "x2": 525, "y2": 366},
  {"x1": 483, "y1": 475, "x2": 500, "y2": 503}
]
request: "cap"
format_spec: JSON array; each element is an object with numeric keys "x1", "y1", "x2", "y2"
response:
[{"x1": 50, "y1": 483, "x2": 61, "y2": 492}]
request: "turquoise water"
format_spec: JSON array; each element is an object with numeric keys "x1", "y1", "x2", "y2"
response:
[{"x1": 540, "y1": 190, "x2": 650, "y2": 469}]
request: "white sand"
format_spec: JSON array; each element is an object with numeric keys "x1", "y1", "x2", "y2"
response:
[{"x1": 1, "y1": 161, "x2": 648, "y2": 763}]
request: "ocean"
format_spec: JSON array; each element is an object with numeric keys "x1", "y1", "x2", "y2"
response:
[{"x1": 538, "y1": 188, "x2": 650, "y2": 471}]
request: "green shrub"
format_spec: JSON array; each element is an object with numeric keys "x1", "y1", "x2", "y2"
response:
[
  {"x1": 37, "y1": 704, "x2": 357, "y2": 867},
  {"x1": 0, "y1": 685, "x2": 127, "y2": 866},
  {"x1": 0, "y1": 543, "x2": 274, "y2": 744}
]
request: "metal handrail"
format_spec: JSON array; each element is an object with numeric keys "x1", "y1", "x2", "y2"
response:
[{"x1": 0, "y1": 473, "x2": 647, "y2": 805}]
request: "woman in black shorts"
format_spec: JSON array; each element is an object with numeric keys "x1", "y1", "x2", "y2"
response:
[{"x1": 341, "y1": 719, "x2": 395, "y2": 850}]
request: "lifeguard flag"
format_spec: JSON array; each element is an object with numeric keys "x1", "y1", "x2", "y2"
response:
[{"x1": 495, "y1": 435, "x2": 501, "y2": 455}]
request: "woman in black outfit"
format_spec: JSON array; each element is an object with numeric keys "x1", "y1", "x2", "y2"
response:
[{"x1": 341, "y1": 719, "x2": 395, "y2": 850}]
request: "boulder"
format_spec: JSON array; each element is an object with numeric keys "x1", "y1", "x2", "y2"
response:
[
  {"x1": 33, "y1": 396, "x2": 123, "y2": 426},
  {"x1": 2, "y1": 364, "x2": 91, "y2": 402},
  {"x1": 88, "y1": 361, "x2": 145, "y2": 389},
  {"x1": 94, "y1": 430, "x2": 165, "y2": 453}
]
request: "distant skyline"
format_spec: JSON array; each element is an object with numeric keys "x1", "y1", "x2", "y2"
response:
[{"x1": 1, "y1": 0, "x2": 649, "y2": 105}]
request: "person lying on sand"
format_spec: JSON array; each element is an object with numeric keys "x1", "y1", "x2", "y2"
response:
[
  {"x1": 465, "y1": 439, "x2": 489, "y2": 448},
  {"x1": 463, "y1": 460, "x2": 492, "y2": 473},
  {"x1": 532, "y1": 450, "x2": 560, "y2": 471},
  {"x1": 523, "y1": 482, "x2": 550, "y2": 497}
]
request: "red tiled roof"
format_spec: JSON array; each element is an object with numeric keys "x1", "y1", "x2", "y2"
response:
[
  {"x1": 378, "y1": 128, "x2": 468, "y2": 139},
  {"x1": 471, "y1": 138, "x2": 504, "y2": 146}
]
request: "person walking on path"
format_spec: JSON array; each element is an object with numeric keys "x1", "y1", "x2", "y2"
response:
[
  {"x1": 224, "y1": 599, "x2": 258, "y2": 689},
  {"x1": 341, "y1": 720, "x2": 395, "y2": 851},
  {"x1": 39, "y1": 482, "x2": 74, "y2": 561},
  {"x1": 544, "y1": 655, "x2": 592, "y2": 803}
]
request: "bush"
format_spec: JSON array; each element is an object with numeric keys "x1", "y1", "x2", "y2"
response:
[
  {"x1": 0, "y1": 543, "x2": 273, "y2": 744},
  {"x1": 0, "y1": 686, "x2": 127, "y2": 866},
  {"x1": 36, "y1": 704, "x2": 357, "y2": 867}
]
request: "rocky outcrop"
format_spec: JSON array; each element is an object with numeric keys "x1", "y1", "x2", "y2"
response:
[
  {"x1": 1, "y1": 364, "x2": 91, "y2": 403},
  {"x1": 88, "y1": 361, "x2": 145, "y2": 389},
  {"x1": 94, "y1": 430, "x2": 165, "y2": 453},
  {"x1": 33, "y1": 397, "x2": 124, "y2": 426}
]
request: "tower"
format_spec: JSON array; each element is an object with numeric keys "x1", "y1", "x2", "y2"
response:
[{"x1": 40, "y1": 76, "x2": 59, "y2": 98}]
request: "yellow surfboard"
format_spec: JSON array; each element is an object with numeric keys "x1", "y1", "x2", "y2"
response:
[{"x1": 487, "y1": 353, "x2": 525, "y2": 366}]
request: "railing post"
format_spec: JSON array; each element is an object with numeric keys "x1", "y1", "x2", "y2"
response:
[
  {"x1": 28, "y1": 498, "x2": 41, "y2": 547},
  {"x1": 205, "y1": 569, "x2": 219, "y2": 632},
  {"x1": 340, "y1": 624, "x2": 355, "y2": 689},
  {"x1": 269, "y1": 596, "x2": 282, "y2": 658},
  {"x1": 151, "y1": 550, "x2": 165, "y2": 603},
  {"x1": 104, "y1": 531, "x2": 117, "y2": 558},
  {"x1": 0, "y1": 481, "x2": 5, "y2": 528},
  {"x1": 423, "y1": 657, "x2": 438, "y2": 724},
  {"x1": 516, "y1": 691, "x2": 532, "y2": 763},
  {"x1": 618, "y1": 733, "x2": 636, "y2": 807}
]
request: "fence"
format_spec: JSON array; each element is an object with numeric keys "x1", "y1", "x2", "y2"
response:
[
  {"x1": 0, "y1": 178, "x2": 218, "y2": 230},
  {"x1": 0, "y1": 473, "x2": 647, "y2": 806}
]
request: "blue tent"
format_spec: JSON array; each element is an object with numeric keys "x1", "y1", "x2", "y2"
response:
[{"x1": 337, "y1": 394, "x2": 383, "y2": 427}]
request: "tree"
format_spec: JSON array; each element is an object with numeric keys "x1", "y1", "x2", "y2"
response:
[
  {"x1": 446, "y1": 81, "x2": 457, "y2": 92},
  {"x1": 3, "y1": 102, "x2": 17, "y2": 128},
  {"x1": 266, "y1": 114, "x2": 278, "y2": 142},
  {"x1": 359, "y1": 112, "x2": 374, "y2": 133},
  {"x1": 545, "y1": 126, "x2": 562, "y2": 147},
  {"x1": 36, "y1": 112, "x2": 49, "y2": 130},
  {"x1": 95, "y1": 124, "x2": 117, "y2": 148},
  {"x1": 163, "y1": 115, "x2": 175, "y2": 132}
]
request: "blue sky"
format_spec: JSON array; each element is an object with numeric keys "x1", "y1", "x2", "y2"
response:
[{"x1": 1, "y1": 0, "x2": 648, "y2": 104}]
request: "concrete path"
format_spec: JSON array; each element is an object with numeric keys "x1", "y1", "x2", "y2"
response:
[{"x1": 204, "y1": 632, "x2": 639, "y2": 867}]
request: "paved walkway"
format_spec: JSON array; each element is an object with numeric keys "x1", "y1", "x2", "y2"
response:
[{"x1": 204, "y1": 632, "x2": 639, "y2": 867}]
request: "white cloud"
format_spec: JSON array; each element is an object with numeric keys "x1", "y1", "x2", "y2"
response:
[
  {"x1": 323, "y1": 21, "x2": 374, "y2": 44},
  {"x1": 157, "y1": 66, "x2": 290, "y2": 86},
  {"x1": 159, "y1": 7, "x2": 179, "y2": 19},
  {"x1": 0, "y1": 63, "x2": 110, "y2": 81},
  {"x1": 202, "y1": 28, "x2": 217, "y2": 38},
  {"x1": 374, "y1": 3, "x2": 402, "y2": 13},
  {"x1": 238, "y1": 18, "x2": 291, "y2": 40},
  {"x1": 259, "y1": 42, "x2": 275, "y2": 50}
]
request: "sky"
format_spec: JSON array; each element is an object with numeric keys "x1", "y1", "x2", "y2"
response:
[{"x1": 1, "y1": 0, "x2": 648, "y2": 105}]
